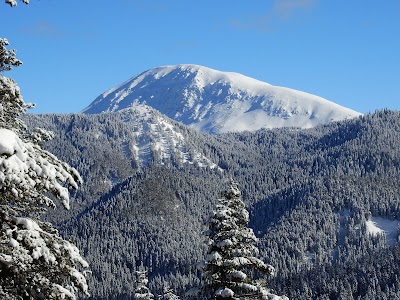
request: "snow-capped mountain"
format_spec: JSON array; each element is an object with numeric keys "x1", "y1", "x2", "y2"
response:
[{"x1": 82, "y1": 64, "x2": 361, "y2": 134}]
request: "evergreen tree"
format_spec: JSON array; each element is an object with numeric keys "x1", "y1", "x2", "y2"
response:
[
  {"x1": 0, "y1": 38, "x2": 22, "y2": 72},
  {"x1": 134, "y1": 269, "x2": 154, "y2": 300},
  {"x1": 0, "y1": 38, "x2": 27, "y2": 135},
  {"x1": 202, "y1": 180, "x2": 287, "y2": 300},
  {"x1": 161, "y1": 285, "x2": 180, "y2": 300},
  {"x1": 0, "y1": 38, "x2": 89, "y2": 299}
]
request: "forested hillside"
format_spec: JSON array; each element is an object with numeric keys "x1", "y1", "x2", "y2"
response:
[{"x1": 24, "y1": 109, "x2": 400, "y2": 299}]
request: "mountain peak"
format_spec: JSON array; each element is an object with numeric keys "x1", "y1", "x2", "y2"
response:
[{"x1": 82, "y1": 64, "x2": 361, "y2": 134}]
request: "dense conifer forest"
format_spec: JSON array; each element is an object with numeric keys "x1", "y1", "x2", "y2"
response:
[{"x1": 22, "y1": 109, "x2": 400, "y2": 299}]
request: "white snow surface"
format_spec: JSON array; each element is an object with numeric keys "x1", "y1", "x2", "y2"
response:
[
  {"x1": 0, "y1": 128, "x2": 19, "y2": 155},
  {"x1": 366, "y1": 217, "x2": 400, "y2": 246},
  {"x1": 82, "y1": 64, "x2": 361, "y2": 134},
  {"x1": 215, "y1": 288, "x2": 234, "y2": 298}
]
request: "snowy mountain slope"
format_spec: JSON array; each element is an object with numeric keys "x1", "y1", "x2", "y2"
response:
[
  {"x1": 41, "y1": 110, "x2": 400, "y2": 299},
  {"x1": 118, "y1": 104, "x2": 219, "y2": 169},
  {"x1": 82, "y1": 64, "x2": 361, "y2": 134},
  {"x1": 24, "y1": 106, "x2": 220, "y2": 189}
]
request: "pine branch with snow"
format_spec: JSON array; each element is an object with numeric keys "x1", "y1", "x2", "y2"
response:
[
  {"x1": 0, "y1": 128, "x2": 82, "y2": 211},
  {"x1": 0, "y1": 75, "x2": 28, "y2": 135},
  {"x1": 5, "y1": 0, "x2": 29, "y2": 7},
  {"x1": 0, "y1": 207, "x2": 89, "y2": 299},
  {"x1": 0, "y1": 39, "x2": 22, "y2": 72},
  {"x1": 0, "y1": 38, "x2": 89, "y2": 299}
]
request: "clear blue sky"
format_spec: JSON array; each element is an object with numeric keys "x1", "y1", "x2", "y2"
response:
[{"x1": 1, "y1": 0, "x2": 399, "y2": 114}]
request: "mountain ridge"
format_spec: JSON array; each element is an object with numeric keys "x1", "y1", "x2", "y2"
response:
[
  {"x1": 82, "y1": 64, "x2": 361, "y2": 134},
  {"x1": 27, "y1": 109, "x2": 400, "y2": 299}
]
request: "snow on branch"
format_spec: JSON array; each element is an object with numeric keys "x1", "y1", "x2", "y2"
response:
[
  {"x1": 0, "y1": 37, "x2": 88, "y2": 299},
  {"x1": 5, "y1": 0, "x2": 29, "y2": 7},
  {"x1": 0, "y1": 38, "x2": 22, "y2": 71},
  {"x1": 0, "y1": 128, "x2": 82, "y2": 210},
  {"x1": 0, "y1": 208, "x2": 89, "y2": 299}
]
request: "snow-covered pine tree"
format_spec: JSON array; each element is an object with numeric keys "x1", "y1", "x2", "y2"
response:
[
  {"x1": 202, "y1": 180, "x2": 287, "y2": 300},
  {"x1": 161, "y1": 285, "x2": 180, "y2": 300},
  {"x1": 134, "y1": 269, "x2": 154, "y2": 300},
  {"x1": 0, "y1": 38, "x2": 89, "y2": 299}
]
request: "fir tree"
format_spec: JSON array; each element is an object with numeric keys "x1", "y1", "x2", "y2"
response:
[
  {"x1": 202, "y1": 180, "x2": 287, "y2": 300},
  {"x1": 0, "y1": 38, "x2": 89, "y2": 299},
  {"x1": 161, "y1": 285, "x2": 180, "y2": 300},
  {"x1": 134, "y1": 269, "x2": 154, "y2": 300}
]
